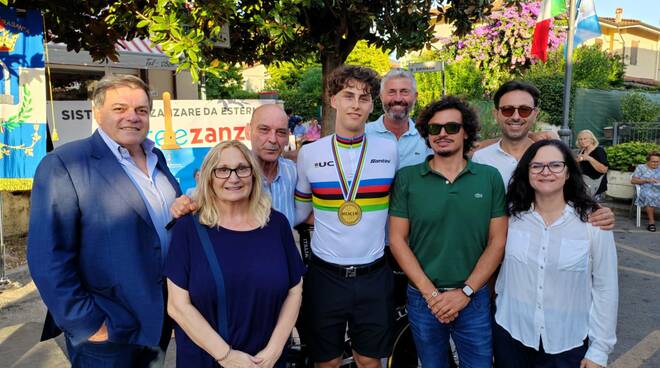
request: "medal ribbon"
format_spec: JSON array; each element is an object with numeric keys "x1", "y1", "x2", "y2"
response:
[{"x1": 331, "y1": 135, "x2": 368, "y2": 202}]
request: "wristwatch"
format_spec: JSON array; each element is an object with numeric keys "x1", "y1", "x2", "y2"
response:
[{"x1": 461, "y1": 284, "x2": 474, "y2": 298}]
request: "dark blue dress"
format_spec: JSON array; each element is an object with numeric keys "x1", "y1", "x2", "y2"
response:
[{"x1": 164, "y1": 211, "x2": 306, "y2": 367}]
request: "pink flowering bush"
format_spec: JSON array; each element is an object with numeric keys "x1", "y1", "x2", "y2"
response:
[{"x1": 440, "y1": 1, "x2": 567, "y2": 93}]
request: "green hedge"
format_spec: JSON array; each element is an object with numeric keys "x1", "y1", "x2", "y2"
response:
[{"x1": 606, "y1": 141, "x2": 660, "y2": 171}]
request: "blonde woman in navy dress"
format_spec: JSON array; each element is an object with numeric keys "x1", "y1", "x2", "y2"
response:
[{"x1": 165, "y1": 141, "x2": 305, "y2": 368}]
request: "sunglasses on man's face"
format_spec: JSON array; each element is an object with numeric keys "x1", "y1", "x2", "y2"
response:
[
  {"x1": 498, "y1": 105, "x2": 535, "y2": 118},
  {"x1": 427, "y1": 122, "x2": 462, "y2": 135}
]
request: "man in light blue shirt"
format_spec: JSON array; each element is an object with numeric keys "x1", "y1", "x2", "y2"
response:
[
  {"x1": 28, "y1": 75, "x2": 181, "y2": 367},
  {"x1": 249, "y1": 104, "x2": 297, "y2": 227},
  {"x1": 366, "y1": 69, "x2": 432, "y2": 169},
  {"x1": 98, "y1": 128, "x2": 178, "y2": 259}
]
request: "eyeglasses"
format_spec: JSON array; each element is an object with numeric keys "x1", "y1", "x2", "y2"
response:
[
  {"x1": 529, "y1": 161, "x2": 566, "y2": 174},
  {"x1": 213, "y1": 166, "x2": 252, "y2": 179},
  {"x1": 427, "y1": 122, "x2": 462, "y2": 135},
  {"x1": 498, "y1": 105, "x2": 535, "y2": 118}
]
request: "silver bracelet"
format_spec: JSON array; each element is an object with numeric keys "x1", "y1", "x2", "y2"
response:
[{"x1": 424, "y1": 289, "x2": 439, "y2": 302}]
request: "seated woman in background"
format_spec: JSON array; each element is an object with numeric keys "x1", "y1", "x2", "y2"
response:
[
  {"x1": 165, "y1": 140, "x2": 305, "y2": 368},
  {"x1": 576, "y1": 130, "x2": 608, "y2": 200},
  {"x1": 494, "y1": 140, "x2": 618, "y2": 368},
  {"x1": 631, "y1": 151, "x2": 660, "y2": 232},
  {"x1": 304, "y1": 118, "x2": 321, "y2": 143}
]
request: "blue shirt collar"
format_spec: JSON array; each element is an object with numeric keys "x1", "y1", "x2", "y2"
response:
[
  {"x1": 372, "y1": 115, "x2": 419, "y2": 137},
  {"x1": 97, "y1": 127, "x2": 155, "y2": 162}
]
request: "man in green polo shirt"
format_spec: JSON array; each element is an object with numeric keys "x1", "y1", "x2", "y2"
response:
[{"x1": 389, "y1": 96, "x2": 507, "y2": 368}]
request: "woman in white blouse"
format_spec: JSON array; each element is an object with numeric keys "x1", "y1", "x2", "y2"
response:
[{"x1": 494, "y1": 140, "x2": 618, "y2": 368}]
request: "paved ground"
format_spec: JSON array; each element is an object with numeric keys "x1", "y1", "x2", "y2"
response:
[{"x1": 1, "y1": 212, "x2": 658, "y2": 367}]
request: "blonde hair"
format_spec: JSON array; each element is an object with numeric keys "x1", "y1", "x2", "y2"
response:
[
  {"x1": 576, "y1": 129, "x2": 599, "y2": 148},
  {"x1": 195, "y1": 141, "x2": 271, "y2": 228}
]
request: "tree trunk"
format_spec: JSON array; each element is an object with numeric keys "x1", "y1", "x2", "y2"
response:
[{"x1": 320, "y1": 52, "x2": 341, "y2": 137}]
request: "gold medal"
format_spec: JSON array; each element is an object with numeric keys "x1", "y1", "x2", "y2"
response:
[
  {"x1": 338, "y1": 201, "x2": 362, "y2": 226},
  {"x1": 332, "y1": 136, "x2": 367, "y2": 226}
]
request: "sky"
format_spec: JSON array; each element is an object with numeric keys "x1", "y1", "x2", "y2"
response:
[{"x1": 594, "y1": 0, "x2": 660, "y2": 26}]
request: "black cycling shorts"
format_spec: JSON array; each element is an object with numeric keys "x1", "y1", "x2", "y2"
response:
[{"x1": 301, "y1": 257, "x2": 395, "y2": 362}]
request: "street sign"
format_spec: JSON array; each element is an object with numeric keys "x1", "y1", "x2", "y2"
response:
[
  {"x1": 213, "y1": 23, "x2": 230, "y2": 48},
  {"x1": 408, "y1": 61, "x2": 444, "y2": 73}
]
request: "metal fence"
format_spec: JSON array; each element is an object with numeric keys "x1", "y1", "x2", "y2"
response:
[{"x1": 609, "y1": 122, "x2": 660, "y2": 144}]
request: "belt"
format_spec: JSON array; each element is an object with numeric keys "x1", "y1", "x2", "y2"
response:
[{"x1": 311, "y1": 254, "x2": 386, "y2": 278}]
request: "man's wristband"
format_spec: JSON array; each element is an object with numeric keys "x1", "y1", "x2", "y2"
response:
[
  {"x1": 461, "y1": 284, "x2": 474, "y2": 298},
  {"x1": 424, "y1": 289, "x2": 439, "y2": 302},
  {"x1": 216, "y1": 346, "x2": 232, "y2": 363}
]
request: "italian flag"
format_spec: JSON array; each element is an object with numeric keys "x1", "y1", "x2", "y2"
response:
[{"x1": 531, "y1": 0, "x2": 567, "y2": 62}]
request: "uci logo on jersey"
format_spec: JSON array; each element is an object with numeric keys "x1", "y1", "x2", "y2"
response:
[{"x1": 314, "y1": 161, "x2": 335, "y2": 168}]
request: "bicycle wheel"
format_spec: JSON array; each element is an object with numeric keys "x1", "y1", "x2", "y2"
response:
[
  {"x1": 388, "y1": 322, "x2": 459, "y2": 368},
  {"x1": 388, "y1": 323, "x2": 419, "y2": 368}
]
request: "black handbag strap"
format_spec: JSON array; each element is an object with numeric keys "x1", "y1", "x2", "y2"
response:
[{"x1": 192, "y1": 215, "x2": 229, "y2": 338}]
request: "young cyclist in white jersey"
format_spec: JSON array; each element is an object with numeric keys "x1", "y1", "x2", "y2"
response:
[{"x1": 295, "y1": 65, "x2": 398, "y2": 368}]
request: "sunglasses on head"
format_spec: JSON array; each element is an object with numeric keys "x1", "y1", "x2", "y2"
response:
[
  {"x1": 427, "y1": 122, "x2": 462, "y2": 135},
  {"x1": 498, "y1": 105, "x2": 535, "y2": 118}
]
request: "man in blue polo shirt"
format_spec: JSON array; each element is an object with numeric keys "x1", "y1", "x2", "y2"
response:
[{"x1": 366, "y1": 69, "x2": 431, "y2": 169}]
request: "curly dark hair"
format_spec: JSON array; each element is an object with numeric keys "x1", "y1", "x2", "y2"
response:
[
  {"x1": 415, "y1": 96, "x2": 480, "y2": 155},
  {"x1": 326, "y1": 65, "x2": 380, "y2": 101},
  {"x1": 506, "y1": 139, "x2": 598, "y2": 222}
]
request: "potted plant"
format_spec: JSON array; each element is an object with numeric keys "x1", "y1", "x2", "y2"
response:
[{"x1": 605, "y1": 141, "x2": 660, "y2": 199}]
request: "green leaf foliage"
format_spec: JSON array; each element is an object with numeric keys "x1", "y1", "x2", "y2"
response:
[
  {"x1": 522, "y1": 45, "x2": 625, "y2": 126},
  {"x1": 345, "y1": 41, "x2": 392, "y2": 76},
  {"x1": 21, "y1": 0, "x2": 515, "y2": 134},
  {"x1": 573, "y1": 44, "x2": 625, "y2": 89},
  {"x1": 524, "y1": 51, "x2": 568, "y2": 127},
  {"x1": 620, "y1": 92, "x2": 660, "y2": 123},
  {"x1": 445, "y1": 59, "x2": 485, "y2": 100},
  {"x1": 204, "y1": 63, "x2": 245, "y2": 99},
  {"x1": 606, "y1": 141, "x2": 660, "y2": 171},
  {"x1": 271, "y1": 64, "x2": 323, "y2": 120}
]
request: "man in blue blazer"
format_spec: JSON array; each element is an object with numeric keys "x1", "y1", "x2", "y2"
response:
[{"x1": 27, "y1": 75, "x2": 181, "y2": 367}]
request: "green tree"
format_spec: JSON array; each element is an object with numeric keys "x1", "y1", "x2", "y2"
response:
[
  {"x1": 204, "y1": 63, "x2": 245, "y2": 99},
  {"x1": 621, "y1": 92, "x2": 660, "y2": 123},
  {"x1": 523, "y1": 45, "x2": 625, "y2": 126},
  {"x1": 13, "y1": 0, "x2": 516, "y2": 135},
  {"x1": 277, "y1": 65, "x2": 324, "y2": 120},
  {"x1": 404, "y1": 50, "x2": 443, "y2": 115},
  {"x1": 345, "y1": 41, "x2": 392, "y2": 76},
  {"x1": 266, "y1": 59, "x2": 317, "y2": 91},
  {"x1": 444, "y1": 59, "x2": 485, "y2": 99},
  {"x1": 266, "y1": 42, "x2": 391, "y2": 121},
  {"x1": 573, "y1": 44, "x2": 625, "y2": 89}
]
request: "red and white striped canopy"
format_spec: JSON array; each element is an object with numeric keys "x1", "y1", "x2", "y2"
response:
[{"x1": 115, "y1": 38, "x2": 165, "y2": 55}]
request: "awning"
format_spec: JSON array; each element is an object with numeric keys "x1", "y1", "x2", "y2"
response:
[
  {"x1": 47, "y1": 38, "x2": 177, "y2": 70},
  {"x1": 115, "y1": 38, "x2": 165, "y2": 55}
]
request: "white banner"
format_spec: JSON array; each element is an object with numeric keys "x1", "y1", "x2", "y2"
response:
[
  {"x1": 47, "y1": 99, "x2": 280, "y2": 148},
  {"x1": 47, "y1": 99, "x2": 282, "y2": 192}
]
